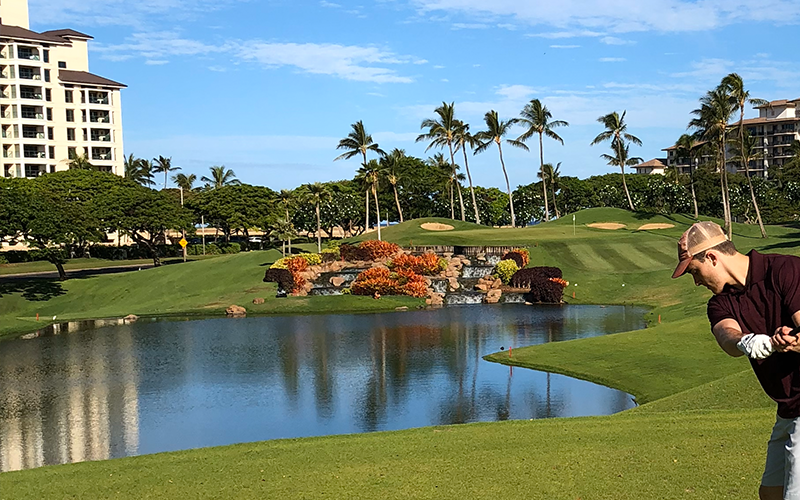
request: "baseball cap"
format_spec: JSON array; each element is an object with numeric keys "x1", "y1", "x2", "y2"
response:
[{"x1": 671, "y1": 221, "x2": 728, "y2": 279}]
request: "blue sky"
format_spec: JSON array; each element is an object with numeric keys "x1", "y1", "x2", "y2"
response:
[{"x1": 28, "y1": 0, "x2": 800, "y2": 190}]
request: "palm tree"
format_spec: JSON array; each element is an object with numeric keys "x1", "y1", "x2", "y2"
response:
[
  {"x1": 538, "y1": 162, "x2": 562, "y2": 218},
  {"x1": 417, "y1": 102, "x2": 465, "y2": 221},
  {"x1": 353, "y1": 168, "x2": 372, "y2": 233},
  {"x1": 516, "y1": 99, "x2": 569, "y2": 221},
  {"x1": 600, "y1": 143, "x2": 643, "y2": 198},
  {"x1": 172, "y1": 173, "x2": 197, "y2": 191},
  {"x1": 152, "y1": 156, "x2": 180, "y2": 190},
  {"x1": 269, "y1": 217, "x2": 296, "y2": 257},
  {"x1": 68, "y1": 153, "x2": 94, "y2": 171},
  {"x1": 334, "y1": 120, "x2": 386, "y2": 231},
  {"x1": 729, "y1": 131, "x2": 767, "y2": 229},
  {"x1": 689, "y1": 86, "x2": 736, "y2": 238},
  {"x1": 723, "y1": 73, "x2": 768, "y2": 238},
  {"x1": 454, "y1": 120, "x2": 481, "y2": 224},
  {"x1": 201, "y1": 165, "x2": 241, "y2": 190},
  {"x1": 426, "y1": 152, "x2": 457, "y2": 217},
  {"x1": 124, "y1": 154, "x2": 154, "y2": 186},
  {"x1": 358, "y1": 160, "x2": 385, "y2": 241},
  {"x1": 474, "y1": 110, "x2": 528, "y2": 227},
  {"x1": 591, "y1": 111, "x2": 641, "y2": 211},
  {"x1": 674, "y1": 134, "x2": 700, "y2": 219},
  {"x1": 302, "y1": 182, "x2": 331, "y2": 252},
  {"x1": 381, "y1": 149, "x2": 405, "y2": 223},
  {"x1": 278, "y1": 189, "x2": 294, "y2": 254}
]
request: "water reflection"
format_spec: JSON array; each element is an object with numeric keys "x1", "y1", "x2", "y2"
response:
[{"x1": 0, "y1": 304, "x2": 646, "y2": 472}]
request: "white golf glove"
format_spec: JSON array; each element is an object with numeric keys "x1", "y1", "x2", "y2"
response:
[{"x1": 737, "y1": 333, "x2": 774, "y2": 360}]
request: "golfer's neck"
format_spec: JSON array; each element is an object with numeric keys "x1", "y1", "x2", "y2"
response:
[{"x1": 726, "y1": 253, "x2": 750, "y2": 290}]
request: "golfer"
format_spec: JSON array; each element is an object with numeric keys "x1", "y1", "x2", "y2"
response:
[{"x1": 673, "y1": 221, "x2": 800, "y2": 500}]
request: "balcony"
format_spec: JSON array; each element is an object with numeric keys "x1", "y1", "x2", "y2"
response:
[
  {"x1": 23, "y1": 149, "x2": 46, "y2": 159},
  {"x1": 18, "y1": 67, "x2": 41, "y2": 80},
  {"x1": 92, "y1": 148, "x2": 112, "y2": 161},
  {"x1": 3, "y1": 150, "x2": 18, "y2": 158},
  {"x1": 90, "y1": 111, "x2": 110, "y2": 123},
  {"x1": 88, "y1": 92, "x2": 109, "y2": 105},
  {"x1": 19, "y1": 88, "x2": 42, "y2": 100},
  {"x1": 20, "y1": 107, "x2": 43, "y2": 120},
  {"x1": 22, "y1": 126, "x2": 44, "y2": 139},
  {"x1": 17, "y1": 48, "x2": 40, "y2": 61},
  {"x1": 24, "y1": 165, "x2": 45, "y2": 178},
  {"x1": 91, "y1": 130, "x2": 111, "y2": 142}
]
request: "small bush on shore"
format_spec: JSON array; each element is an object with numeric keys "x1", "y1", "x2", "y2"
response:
[
  {"x1": 350, "y1": 267, "x2": 427, "y2": 297},
  {"x1": 493, "y1": 259, "x2": 519, "y2": 284},
  {"x1": 340, "y1": 240, "x2": 400, "y2": 262},
  {"x1": 389, "y1": 253, "x2": 446, "y2": 275},
  {"x1": 502, "y1": 248, "x2": 530, "y2": 268},
  {"x1": 263, "y1": 268, "x2": 296, "y2": 293}
]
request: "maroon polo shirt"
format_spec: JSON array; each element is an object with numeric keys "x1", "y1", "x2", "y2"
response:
[{"x1": 707, "y1": 250, "x2": 800, "y2": 418}]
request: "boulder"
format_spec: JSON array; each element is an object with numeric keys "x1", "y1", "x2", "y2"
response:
[
  {"x1": 492, "y1": 279, "x2": 503, "y2": 289},
  {"x1": 123, "y1": 314, "x2": 139, "y2": 322},
  {"x1": 475, "y1": 283, "x2": 489, "y2": 291},
  {"x1": 485, "y1": 295, "x2": 501, "y2": 304},
  {"x1": 252, "y1": 298, "x2": 265, "y2": 305},
  {"x1": 461, "y1": 259, "x2": 471, "y2": 266},
  {"x1": 443, "y1": 252, "x2": 453, "y2": 258},
  {"x1": 395, "y1": 306, "x2": 409, "y2": 311},
  {"x1": 330, "y1": 276, "x2": 346, "y2": 287},
  {"x1": 226, "y1": 305, "x2": 247, "y2": 317},
  {"x1": 487, "y1": 289, "x2": 502, "y2": 298},
  {"x1": 448, "y1": 281, "x2": 460, "y2": 292}
]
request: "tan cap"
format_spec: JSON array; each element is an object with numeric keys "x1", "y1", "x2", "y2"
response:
[{"x1": 672, "y1": 221, "x2": 728, "y2": 279}]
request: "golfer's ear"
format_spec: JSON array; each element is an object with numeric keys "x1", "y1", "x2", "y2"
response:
[{"x1": 706, "y1": 251, "x2": 719, "y2": 266}]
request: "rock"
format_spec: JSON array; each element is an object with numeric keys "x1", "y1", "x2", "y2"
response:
[
  {"x1": 485, "y1": 295, "x2": 501, "y2": 304},
  {"x1": 476, "y1": 255, "x2": 487, "y2": 262},
  {"x1": 395, "y1": 306, "x2": 409, "y2": 311},
  {"x1": 492, "y1": 279, "x2": 503, "y2": 289},
  {"x1": 475, "y1": 283, "x2": 489, "y2": 291},
  {"x1": 487, "y1": 289, "x2": 502, "y2": 298},
  {"x1": 330, "y1": 276, "x2": 346, "y2": 287},
  {"x1": 123, "y1": 314, "x2": 139, "y2": 322},
  {"x1": 525, "y1": 301, "x2": 533, "y2": 306},
  {"x1": 461, "y1": 259, "x2": 471, "y2": 266},
  {"x1": 426, "y1": 298, "x2": 432, "y2": 305},
  {"x1": 252, "y1": 298, "x2": 265, "y2": 305},
  {"x1": 443, "y1": 252, "x2": 453, "y2": 258},
  {"x1": 448, "y1": 281, "x2": 460, "y2": 292},
  {"x1": 226, "y1": 305, "x2": 247, "y2": 317}
]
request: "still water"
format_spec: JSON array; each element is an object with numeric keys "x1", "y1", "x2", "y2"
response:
[{"x1": 0, "y1": 304, "x2": 647, "y2": 472}]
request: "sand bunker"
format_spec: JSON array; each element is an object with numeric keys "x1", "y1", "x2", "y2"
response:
[
  {"x1": 421, "y1": 222, "x2": 455, "y2": 231},
  {"x1": 587, "y1": 223, "x2": 626, "y2": 230},
  {"x1": 637, "y1": 223, "x2": 675, "y2": 230}
]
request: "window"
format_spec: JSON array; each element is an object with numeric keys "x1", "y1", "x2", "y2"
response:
[
  {"x1": 57, "y1": 61, "x2": 66, "y2": 69},
  {"x1": 47, "y1": 127, "x2": 53, "y2": 140},
  {"x1": 81, "y1": 109, "x2": 86, "y2": 122},
  {"x1": 43, "y1": 50, "x2": 49, "y2": 63},
  {"x1": 49, "y1": 164, "x2": 55, "y2": 174},
  {"x1": 45, "y1": 88, "x2": 51, "y2": 101},
  {"x1": 65, "y1": 109, "x2": 74, "y2": 122},
  {"x1": 66, "y1": 128, "x2": 75, "y2": 141},
  {"x1": 65, "y1": 90, "x2": 72, "y2": 103},
  {"x1": 44, "y1": 69, "x2": 49, "y2": 82},
  {"x1": 46, "y1": 108, "x2": 52, "y2": 121},
  {"x1": 67, "y1": 147, "x2": 76, "y2": 159},
  {"x1": 48, "y1": 146, "x2": 54, "y2": 159},
  {"x1": 82, "y1": 128, "x2": 87, "y2": 141}
]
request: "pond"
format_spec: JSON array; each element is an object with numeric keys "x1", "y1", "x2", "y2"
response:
[{"x1": 0, "y1": 304, "x2": 647, "y2": 472}]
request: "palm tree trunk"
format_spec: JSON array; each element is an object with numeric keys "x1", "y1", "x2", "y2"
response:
[
  {"x1": 551, "y1": 181, "x2": 560, "y2": 218},
  {"x1": 448, "y1": 142, "x2": 465, "y2": 221},
  {"x1": 392, "y1": 184, "x2": 404, "y2": 223},
  {"x1": 618, "y1": 140, "x2": 635, "y2": 211},
  {"x1": 282, "y1": 240, "x2": 286, "y2": 257},
  {"x1": 539, "y1": 133, "x2": 550, "y2": 221},
  {"x1": 449, "y1": 178, "x2": 454, "y2": 219},
  {"x1": 372, "y1": 183, "x2": 381, "y2": 241},
  {"x1": 739, "y1": 110, "x2": 767, "y2": 238},
  {"x1": 316, "y1": 202, "x2": 322, "y2": 252},
  {"x1": 365, "y1": 189, "x2": 370, "y2": 233},
  {"x1": 164, "y1": 170, "x2": 168, "y2": 190},
  {"x1": 497, "y1": 143, "x2": 515, "y2": 227},
  {"x1": 462, "y1": 145, "x2": 481, "y2": 224},
  {"x1": 719, "y1": 136, "x2": 732, "y2": 239},
  {"x1": 285, "y1": 207, "x2": 292, "y2": 255},
  {"x1": 690, "y1": 163, "x2": 699, "y2": 219}
]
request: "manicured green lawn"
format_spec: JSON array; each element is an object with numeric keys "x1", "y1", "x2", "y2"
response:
[
  {"x1": 0, "y1": 256, "x2": 217, "y2": 276},
  {"x1": 3, "y1": 208, "x2": 800, "y2": 499}
]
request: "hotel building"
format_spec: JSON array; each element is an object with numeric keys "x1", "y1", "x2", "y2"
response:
[
  {"x1": 0, "y1": 0, "x2": 125, "y2": 178},
  {"x1": 662, "y1": 98, "x2": 800, "y2": 178}
]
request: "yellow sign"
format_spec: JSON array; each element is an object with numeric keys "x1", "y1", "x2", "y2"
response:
[{"x1": 179, "y1": 238, "x2": 188, "y2": 248}]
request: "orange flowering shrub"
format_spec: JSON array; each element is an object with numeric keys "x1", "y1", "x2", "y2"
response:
[
  {"x1": 359, "y1": 240, "x2": 400, "y2": 260},
  {"x1": 350, "y1": 267, "x2": 428, "y2": 297},
  {"x1": 388, "y1": 252, "x2": 446, "y2": 276},
  {"x1": 502, "y1": 248, "x2": 530, "y2": 268},
  {"x1": 285, "y1": 256, "x2": 309, "y2": 293},
  {"x1": 548, "y1": 277, "x2": 569, "y2": 287}
]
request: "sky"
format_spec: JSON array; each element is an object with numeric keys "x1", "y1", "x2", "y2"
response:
[{"x1": 28, "y1": 0, "x2": 800, "y2": 191}]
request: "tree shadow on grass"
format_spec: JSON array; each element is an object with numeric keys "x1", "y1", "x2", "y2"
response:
[{"x1": 0, "y1": 278, "x2": 65, "y2": 301}]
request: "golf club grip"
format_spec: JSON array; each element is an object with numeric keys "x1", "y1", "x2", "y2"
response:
[{"x1": 791, "y1": 325, "x2": 800, "y2": 337}]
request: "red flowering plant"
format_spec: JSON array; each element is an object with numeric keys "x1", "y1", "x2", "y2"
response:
[
  {"x1": 285, "y1": 256, "x2": 309, "y2": 293},
  {"x1": 340, "y1": 240, "x2": 401, "y2": 262},
  {"x1": 502, "y1": 248, "x2": 530, "y2": 268},
  {"x1": 349, "y1": 267, "x2": 428, "y2": 297}
]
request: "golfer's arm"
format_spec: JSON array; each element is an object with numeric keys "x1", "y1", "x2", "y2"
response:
[{"x1": 712, "y1": 319, "x2": 746, "y2": 357}]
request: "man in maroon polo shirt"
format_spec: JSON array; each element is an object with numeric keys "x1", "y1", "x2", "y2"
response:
[{"x1": 673, "y1": 221, "x2": 800, "y2": 500}]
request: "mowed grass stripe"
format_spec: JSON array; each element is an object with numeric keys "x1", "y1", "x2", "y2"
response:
[
  {"x1": 540, "y1": 241, "x2": 592, "y2": 270},
  {"x1": 622, "y1": 241, "x2": 675, "y2": 270},
  {"x1": 589, "y1": 243, "x2": 646, "y2": 272}
]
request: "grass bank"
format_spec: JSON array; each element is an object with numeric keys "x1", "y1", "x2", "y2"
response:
[{"x1": 2, "y1": 208, "x2": 800, "y2": 499}]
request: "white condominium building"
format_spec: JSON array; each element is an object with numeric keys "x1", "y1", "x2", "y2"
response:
[{"x1": 0, "y1": 0, "x2": 125, "y2": 178}]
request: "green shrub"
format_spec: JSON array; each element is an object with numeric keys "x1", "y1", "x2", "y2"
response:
[
  {"x1": 321, "y1": 247, "x2": 340, "y2": 262},
  {"x1": 493, "y1": 259, "x2": 519, "y2": 285},
  {"x1": 218, "y1": 242, "x2": 241, "y2": 254},
  {"x1": 0, "y1": 255, "x2": 8, "y2": 265},
  {"x1": 271, "y1": 257, "x2": 290, "y2": 269},
  {"x1": 188, "y1": 243, "x2": 220, "y2": 255}
]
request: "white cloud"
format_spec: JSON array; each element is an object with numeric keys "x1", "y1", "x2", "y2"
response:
[
  {"x1": 600, "y1": 36, "x2": 635, "y2": 45},
  {"x1": 527, "y1": 30, "x2": 604, "y2": 39},
  {"x1": 599, "y1": 57, "x2": 626, "y2": 62},
  {"x1": 550, "y1": 44, "x2": 580, "y2": 49},
  {"x1": 145, "y1": 59, "x2": 169, "y2": 65},
  {"x1": 97, "y1": 32, "x2": 421, "y2": 84},
  {"x1": 410, "y1": 0, "x2": 800, "y2": 34},
  {"x1": 29, "y1": 0, "x2": 245, "y2": 27},
  {"x1": 496, "y1": 84, "x2": 536, "y2": 101},
  {"x1": 320, "y1": 1, "x2": 341, "y2": 7},
  {"x1": 452, "y1": 22, "x2": 489, "y2": 29}
]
